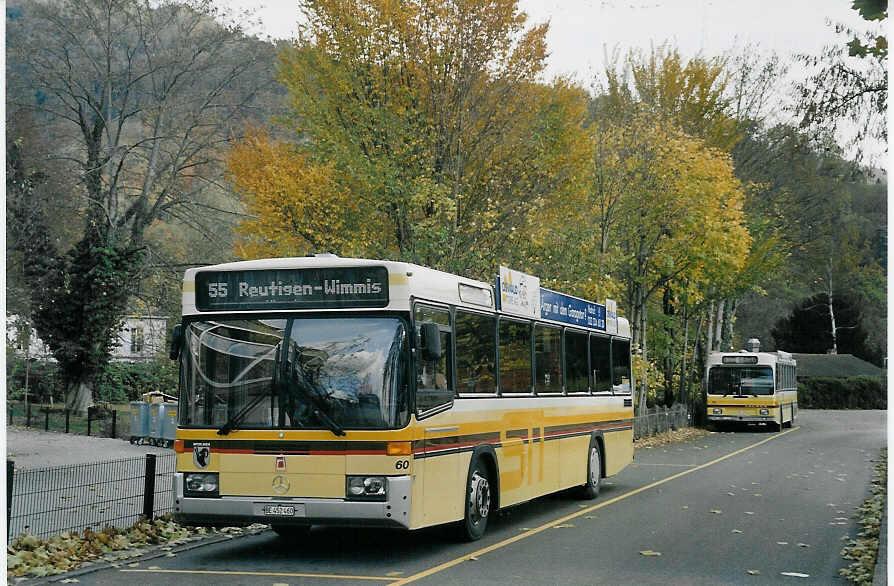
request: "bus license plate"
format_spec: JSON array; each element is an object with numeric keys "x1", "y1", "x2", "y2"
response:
[{"x1": 263, "y1": 504, "x2": 296, "y2": 517}]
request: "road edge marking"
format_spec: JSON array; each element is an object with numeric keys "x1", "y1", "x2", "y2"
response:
[
  {"x1": 120, "y1": 568, "x2": 394, "y2": 581},
  {"x1": 391, "y1": 426, "x2": 800, "y2": 585}
]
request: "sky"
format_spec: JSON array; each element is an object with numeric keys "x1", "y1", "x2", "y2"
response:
[
  {"x1": 222, "y1": 0, "x2": 884, "y2": 160},
  {"x1": 229, "y1": 0, "x2": 870, "y2": 78}
]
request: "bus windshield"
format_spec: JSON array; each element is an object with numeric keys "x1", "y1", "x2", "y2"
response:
[
  {"x1": 179, "y1": 317, "x2": 410, "y2": 431},
  {"x1": 707, "y1": 366, "x2": 775, "y2": 396}
]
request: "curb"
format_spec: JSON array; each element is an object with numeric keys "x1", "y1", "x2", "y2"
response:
[{"x1": 874, "y1": 509, "x2": 887, "y2": 585}]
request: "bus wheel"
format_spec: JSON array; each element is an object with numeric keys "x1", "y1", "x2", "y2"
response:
[
  {"x1": 271, "y1": 524, "x2": 310, "y2": 540},
  {"x1": 460, "y1": 459, "x2": 491, "y2": 541},
  {"x1": 580, "y1": 438, "x2": 602, "y2": 500}
]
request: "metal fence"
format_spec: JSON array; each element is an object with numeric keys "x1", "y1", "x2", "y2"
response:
[
  {"x1": 7, "y1": 401, "x2": 128, "y2": 440},
  {"x1": 7, "y1": 453, "x2": 175, "y2": 539},
  {"x1": 634, "y1": 404, "x2": 691, "y2": 439}
]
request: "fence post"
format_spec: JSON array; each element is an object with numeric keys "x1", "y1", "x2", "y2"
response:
[
  {"x1": 111, "y1": 410, "x2": 117, "y2": 439},
  {"x1": 26, "y1": 402, "x2": 31, "y2": 428},
  {"x1": 143, "y1": 454, "x2": 157, "y2": 519},
  {"x1": 65, "y1": 410, "x2": 70, "y2": 434},
  {"x1": 44, "y1": 409, "x2": 49, "y2": 431},
  {"x1": 87, "y1": 408, "x2": 92, "y2": 437},
  {"x1": 8, "y1": 405, "x2": 12, "y2": 426},
  {"x1": 7, "y1": 460, "x2": 14, "y2": 537}
]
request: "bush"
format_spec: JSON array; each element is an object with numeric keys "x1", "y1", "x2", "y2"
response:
[
  {"x1": 95, "y1": 358, "x2": 179, "y2": 403},
  {"x1": 798, "y1": 376, "x2": 886, "y2": 409},
  {"x1": 6, "y1": 356, "x2": 63, "y2": 403}
]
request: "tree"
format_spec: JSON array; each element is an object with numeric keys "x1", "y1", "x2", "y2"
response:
[
  {"x1": 234, "y1": 0, "x2": 591, "y2": 279},
  {"x1": 771, "y1": 293, "x2": 881, "y2": 365},
  {"x1": 6, "y1": 0, "x2": 274, "y2": 412},
  {"x1": 794, "y1": 0, "x2": 887, "y2": 156}
]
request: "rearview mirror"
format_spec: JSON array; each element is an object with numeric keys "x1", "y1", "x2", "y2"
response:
[
  {"x1": 169, "y1": 323, "x2": 183, "y2": 361},
  {"x1": 419, "y1": 322, "x2": 442, "y2": 360}
]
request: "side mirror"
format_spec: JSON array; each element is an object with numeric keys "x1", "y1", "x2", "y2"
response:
[
  {"x1": 419, "y1": 322, "x2": 442, "y2": 360},
  {"x1": 169, "y1": 323, "x2": 183, "y2": 361}
]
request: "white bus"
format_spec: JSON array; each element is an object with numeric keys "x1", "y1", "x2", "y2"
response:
[
  {"x1": 705, "y1": 343, "x2": 797, "y2": 431},
  {"x1": 169, "y1": 256, "x2": 634, "y2": 540}
]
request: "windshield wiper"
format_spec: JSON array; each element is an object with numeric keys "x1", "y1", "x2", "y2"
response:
[
  {"x1": 289, "y1": 359, "x2": 346, "y2": 437},
  {"x1": 218, "y1": 392, "x2": 268, "y2": 436}
]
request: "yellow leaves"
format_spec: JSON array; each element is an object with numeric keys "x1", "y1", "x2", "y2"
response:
[{"x1": 228, "y1": 129, "x2": 378, "y2": 259}]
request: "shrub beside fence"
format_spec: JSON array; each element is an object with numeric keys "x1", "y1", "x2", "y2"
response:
[
  {"x1": 634, "y1": 404, "x2": 691, "y2": 439},
  {"x1": 7, "y1": 453, "x2": 175, "y2": 539},
  {"x1": 797, "y1": 376, "x2": 886, "y2": 409}
]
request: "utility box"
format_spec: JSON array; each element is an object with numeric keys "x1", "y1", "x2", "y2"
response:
[
  {"x1": 129, "y1": 401, "x2": 151, "y2": 444},
  {"x1": 159, "y1": 403, "x2": 178, "y2": 447}
]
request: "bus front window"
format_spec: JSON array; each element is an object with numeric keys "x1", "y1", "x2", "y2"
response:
[
  {"x1": 707, "y1": 366, "x2": 775, "y2": 396},
  {"x1": 179, "y1": 317, "x2": 409, "y2": 431}
]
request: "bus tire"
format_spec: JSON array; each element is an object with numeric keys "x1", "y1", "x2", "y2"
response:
[
  {"x1": 459, "y1": 457, "x2": 491, "y2": 541},
  {"x1": 580, "y1": 437, "x2": 602, "y2": 500},
  {"x1": 271, "y1": 524, "x2": 310, "y2": 540}
]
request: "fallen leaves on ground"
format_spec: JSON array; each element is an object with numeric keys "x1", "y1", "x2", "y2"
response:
[
  {"x1": 634, "y1": 428, "x2": 709, "y2": 449},
  {"x1": 840, "y1": 448, "x2": 886, "y2": 585},
  {"x1": 639, "y1": 550, "x2": 662, "y2": 556},
  {"x1": 6, "y1": 516, "x2": 265, "y2": 579}
]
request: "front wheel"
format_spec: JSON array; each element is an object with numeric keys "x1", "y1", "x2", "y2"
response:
[
  {"x1": 580, "y1": 438, "x2": 602, "y2": 500},
  {"x1": 459, "y1": 459, "x2": 491, "y2": 541}
]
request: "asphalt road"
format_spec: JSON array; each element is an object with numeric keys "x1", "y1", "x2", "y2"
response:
[{"x1": 65, "y1": 410, "x2": 885, "y2": 585}]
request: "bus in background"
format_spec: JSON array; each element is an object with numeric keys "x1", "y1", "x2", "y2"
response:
[
  {"x1": 705, "y1": 338, "x2": 797, "y2": 431},
  {"x1": 168, "y1": 256, "x2": 633, "y2": 541}
]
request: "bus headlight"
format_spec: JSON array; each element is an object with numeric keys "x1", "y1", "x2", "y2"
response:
[
  {"x1": 712, "y1": 408, "x2": 722, "y2": 415},
  {"x1": 759, "y1": 409, "x2": 769, "y2": 415},
  {"x1": 346, "y1": 476, "x2": 387, "y2": 500},
  {"x1": 184, "y1": 472, "x2": 219, "y2": 497}
]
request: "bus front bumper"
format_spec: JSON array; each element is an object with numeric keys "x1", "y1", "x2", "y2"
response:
[
  {"x1": 707, "y1": 414, "x2": 775, "y2": 423},
  {"x1": 172, "y1": 473, "x2": 412, "y2": 529}
]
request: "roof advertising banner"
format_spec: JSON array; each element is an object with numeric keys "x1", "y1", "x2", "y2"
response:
[
  {"x1": 497, "y1": 266, "x2": 540, "y2": 318},
  {"x1": 540, "y1": 288, "x2": 606, "y2": 330}
]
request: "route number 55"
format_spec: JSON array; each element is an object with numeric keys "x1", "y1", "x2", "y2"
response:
[{"x1": 208, "y1": 282, "x2": 228, "y2": 298}]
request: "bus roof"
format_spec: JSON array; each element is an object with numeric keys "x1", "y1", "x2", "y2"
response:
[{"x1": 182, "y1": 255, "x2": 630, "y2": 338}]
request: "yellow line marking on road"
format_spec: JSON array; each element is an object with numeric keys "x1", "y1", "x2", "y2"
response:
[
  {"x1": 391, "y1": 427, "x2": 800, "y2": 586},
  {"x1": 120, "y1": 568, "x2": 395, "y2": 581}
]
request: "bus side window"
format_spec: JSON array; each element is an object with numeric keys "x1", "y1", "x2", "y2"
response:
[
  {"x1": 590, "y1": 335, "x2": 612, "y2": 394},
  {"x1": 564, "y1": 330, "x2": 588, "y2": 393},
  {"x1": 535, "y1": 325, "x2": 563, "y2": 393},
  {"x1": 611, "y1": 338, "x2": 631, "y2": 394},
  {"x1": 498, "y1": 318, "x2": 532, "y2": 393},
  {"x1": 415, "y1": 305, "x2": 453, "y2": 413},
  {"x1": 455, "y1": 310, "x2": 496, "y2": 394}
]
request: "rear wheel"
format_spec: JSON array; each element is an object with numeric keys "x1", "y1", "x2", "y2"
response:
[
  {"x1": 459, "y1": 458, "x2": 491, "y2": 541},
  {"x1": 580, "y1": 438, "x2": 602, "y2": 500}
]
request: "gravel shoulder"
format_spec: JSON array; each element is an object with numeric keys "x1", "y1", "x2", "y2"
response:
[{"x1": 6, "y1": 426, "x2": 171, "y2": 469}]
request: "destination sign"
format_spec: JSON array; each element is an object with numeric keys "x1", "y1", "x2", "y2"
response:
[
  {"x1": 194, "y1": 267, "x2": 389, "y2": 311},
  {"x1": 540, "y1": 288, "x2": 606, "y2": 330}
]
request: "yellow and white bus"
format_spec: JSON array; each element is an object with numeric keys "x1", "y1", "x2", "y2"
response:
[
  {"x1": 705, "y1": 342, "x2": 797, "y2": 431},
  {"x1": 169, "y1": 256, "x2": 633, "y2": 540}
]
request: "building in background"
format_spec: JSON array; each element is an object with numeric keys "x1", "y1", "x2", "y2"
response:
[{"x1": 7, "y1": 314, "x2": 168, "y2": 363}]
